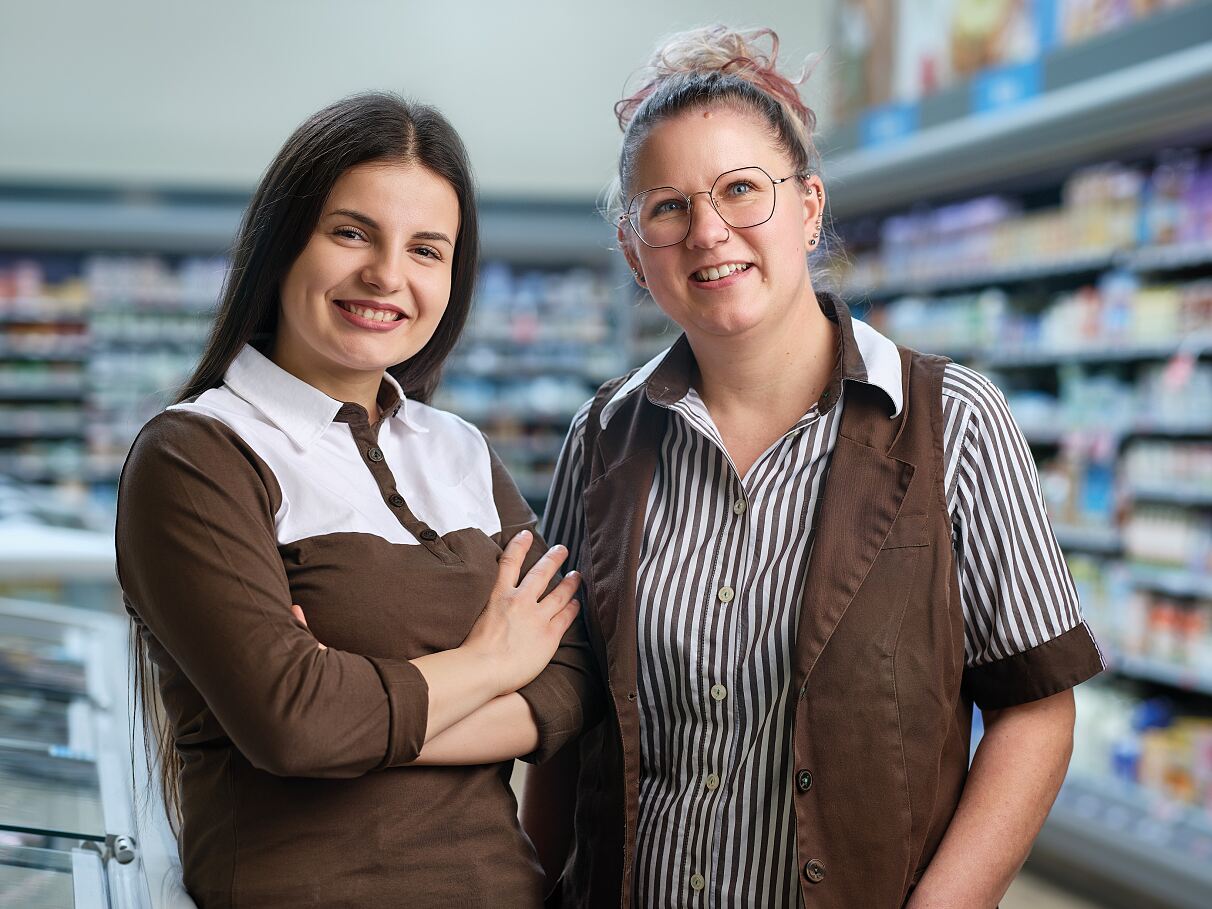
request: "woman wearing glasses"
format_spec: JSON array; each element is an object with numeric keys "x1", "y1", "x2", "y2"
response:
[{"x1": 525, "y1": 26, "x2": 1103, "y2": 909}]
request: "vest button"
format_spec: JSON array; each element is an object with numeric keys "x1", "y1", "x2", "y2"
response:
[
  {"x1": 804, "y1": 859, "x2": 826, "y2": 883},
  {"x1": 796, "y1": 769, "x2": 813, "y2": 793},
  {"x1": 388, "y1": 494, "x2": 406, "y2": 507},
  {"x1": 367, "y1": 447, "x2": 384, "y2": 462},
  {"x1": 419, "y1": 529, "x2": 438, "y2": 542}
]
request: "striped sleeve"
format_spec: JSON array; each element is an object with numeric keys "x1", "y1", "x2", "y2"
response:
[
  {"x1": 539, "y1": 398, "x2": 592, "y2": 577},
  {"x1": 941, "y1": 363, "x2": 1104, "y2": 709}
]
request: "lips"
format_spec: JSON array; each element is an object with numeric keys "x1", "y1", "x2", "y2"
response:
[
  {"x1": 692, "y1": 262, "x2": 752, "y2": 282},
  {"x1": 336, "y1": 300, "x2": 404, "y2": 323}
]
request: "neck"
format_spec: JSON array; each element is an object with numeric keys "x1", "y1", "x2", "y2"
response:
[
  {"x1": 689, "y1": 291, "x2": 837, "y2": 424},
  {"x1": 269, "y1": 344, "x2": 384, "y2": 422}
]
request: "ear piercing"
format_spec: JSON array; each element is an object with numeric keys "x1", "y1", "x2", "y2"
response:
[{"x1": 632, "y1": 267, "x2": 645, "y2": 284}]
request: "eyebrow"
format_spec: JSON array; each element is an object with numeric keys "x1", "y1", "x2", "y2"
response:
[{"x1": 327, "y1": 209, "x2": 454, "y2": 247}]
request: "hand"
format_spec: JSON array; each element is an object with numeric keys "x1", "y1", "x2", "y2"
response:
[
  {"x1": 462, "y1": 530, "x2": 581, "y2": 695},
  {"x1": 291, "y1": 604, "x2": 327, "y2": 651}
]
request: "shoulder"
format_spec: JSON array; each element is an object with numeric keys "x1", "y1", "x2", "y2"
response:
[
  {"x1": 940, "y1": 361, "x2": 1013, "y2": 421},
  {"x1": 121, "y1": 403, "x2": 278, "y2": 502},
  {"x1": 403, "y1": 398, "x2": 493, "y2": 457}
]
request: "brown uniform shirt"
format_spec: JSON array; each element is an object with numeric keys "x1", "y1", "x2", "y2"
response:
[{"x1": 115, "y1": 345, "x2": 601, "y2": 908}]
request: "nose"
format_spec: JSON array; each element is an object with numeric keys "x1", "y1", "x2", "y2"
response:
[
  {"x1": 360, "y1": 247, "x2": 406, "y2": 295},
  {"x1": 684, "y1": 192, "x2": 731, "y2": 249}
]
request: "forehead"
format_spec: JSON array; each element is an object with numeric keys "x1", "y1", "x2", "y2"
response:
[
  {"x1": 630, "y1": 105, "x2": 790, "y2": 191},
  {"x1": 326, "y1": 161, "x2": 460, "y2": 233}
]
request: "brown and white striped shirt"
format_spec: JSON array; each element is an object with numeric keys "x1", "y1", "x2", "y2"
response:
[{"x1": 541, "y1": 303, "x2": 1096, "y2": 908}]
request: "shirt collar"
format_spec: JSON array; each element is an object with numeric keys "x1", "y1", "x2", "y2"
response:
[
  {"x1": 600, "y1": 292, "x2": 903, "y2": 430},
  {"x1": 223, "y1": 344, "x2": 427, "y2": 449}
]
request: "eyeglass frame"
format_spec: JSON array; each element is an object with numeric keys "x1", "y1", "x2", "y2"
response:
[{"x1": 620, "y1": 165, "x2": 814, "y2": 249}]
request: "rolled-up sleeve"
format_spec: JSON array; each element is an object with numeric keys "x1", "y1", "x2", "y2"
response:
[
  {"x1": 117, "y1": 410, "x2": 429, "y2": 777},
  {"x1": 943, "y1": 365, "x2": 1105, "y2": 710},
  {"x1": 483, "y1": 414, "x2": 603, "y2": 763}
]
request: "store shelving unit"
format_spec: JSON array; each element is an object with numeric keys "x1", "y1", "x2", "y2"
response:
[
  {"x1": 826, "y1": 6, "x2": 1212, "y2": 907},
  {"x1": 0, "y1": 191, "x2": 635, "y2": 511}
]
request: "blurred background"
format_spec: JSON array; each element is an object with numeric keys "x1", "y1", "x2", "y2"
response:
[{"x1": 1, "y1": 1, "x2": 1210, "y2": 907}]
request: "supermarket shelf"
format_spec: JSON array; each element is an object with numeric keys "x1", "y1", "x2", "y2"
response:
[
  {"x1": 1127, "y1": 564, "x2": 1212, "y2": 599},
  {"x1": 1053, "y1": 524, "x2": 1122, "y2": 555},
  {"x1": 1034, "y1": 773, "x2": 1212, "y2": 909},
  {"x1": 0, "y1": 428, "x2": 87, "y2": 442},
  {"x1": 0, "y1": 310, "x2": 90, "y2": 325},
  {"x1": 1130, "y1": 422, "x2": 1212, "y2": 438},
  {"x1": 1107, "y1": 650, "x2": 1212, "y2": 697},
  {"x1": 846, "y1": 243, "x2": 1212, "y2": 300},
  {"x1": 0, "y1": 387, "x2": 86, "y2": 401},
  {"x1": 848, "y1": 251, "x2": 1116, "y2": 299},
  {"x1": 0, "y1": 349, "x2": 89, "y2": 363},
  {"x1": 984, "y1": 339, "x2": 1210, "y2": 368},
  {"x1": 1128, "y1": 484, "x2": 1212, "y2": 507},
  {"x1": 824, "y1": 4, "x2": 1212, "y2": 216}
]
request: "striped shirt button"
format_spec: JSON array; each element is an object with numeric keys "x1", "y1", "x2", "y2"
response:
[
  {"x1": 689, "y1": 873, "x2": 706, "y2": 892},
  {"x1": 705, "y1": 772, "x2": 720, "y2": 791},
  {"x1": 709, "y1": 684, "x2": 727, "y2": 702},
  {"x1": 716, "y1": 585, "x2": 735, "y2": 603},
  {"x1": 732, "y1": 498, "x2": 746, "y2": 515}
]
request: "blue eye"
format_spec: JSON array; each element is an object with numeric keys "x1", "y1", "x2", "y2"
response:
[{"x1": 724, "y1": 181, "x2": 756, "y2": 197}]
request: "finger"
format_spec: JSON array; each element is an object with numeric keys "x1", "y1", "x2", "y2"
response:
[
  {"x1": 551, "y1": 598, "x2": 580, "y2": 634},
  {"x1": 494, "y1": 529, "x2": 532, "y2": 589},
  {"x1": 538, "y1": 570, "x2": 580, "y2": 615},
  {"x1": 291, "y1": 604, "x2": 327, "y2": 651},
  {"x1": 518, "y1": 545, "x2": 569, "y2": 596}
]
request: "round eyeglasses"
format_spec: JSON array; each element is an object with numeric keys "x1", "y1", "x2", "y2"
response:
[{"x1": 622, "y1": 166, "x2": 811, "y2": 249}]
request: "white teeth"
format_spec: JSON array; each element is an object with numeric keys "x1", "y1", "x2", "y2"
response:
[
  {"x1": 694, "y1": 263, "x2": 749, "y2": 282},
  {"x1": 341, "y1": 302, "x2": 401, "y2": 322}
]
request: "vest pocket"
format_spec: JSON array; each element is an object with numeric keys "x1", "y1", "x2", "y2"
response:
[{"x1": 881, "y1": 512, "x2": 929, "y2": 549}]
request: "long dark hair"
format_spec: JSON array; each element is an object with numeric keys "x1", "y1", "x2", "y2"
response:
[{"x1": 135, "y1": 92, "x2": 479, "y2": 833}]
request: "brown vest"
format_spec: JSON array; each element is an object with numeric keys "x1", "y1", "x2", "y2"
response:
[{"x1": 561, "y1": 330, "x2": 968, "y2": 909}]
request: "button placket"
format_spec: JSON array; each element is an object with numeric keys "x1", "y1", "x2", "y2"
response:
[{"x1": 345, "y1": 421, "x2": 458, "y2": 563}]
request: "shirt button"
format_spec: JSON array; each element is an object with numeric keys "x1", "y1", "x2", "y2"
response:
[
  {"x1": 732, "y1": 499, "x2": 746, "y2": 515},
  {"x1": 689, "y1": 873, "x2": 705, "y2": 892},
  {"x1": 710, "y1": 684, "x2": 727, "y2": 702},
  {"x1": 367, "y1": 447, "x2": 384, "y2": 462},
  {"x1": 804, "y1": 860, "x2": 826, "y2": 883},
  {"x1": 717, "y1": 585, "x2": 735, "y2": 603},
  {"x1": 419, "y1": 528, "x2": 438, "y2": 542},
  {"x1": 388, "y1": 494, "x2": 406, "y2": 507},
  {"x1": 796, "y1": 769, "x2": 813, "y2": 793},
  {"x1": 705, "y1": 772, "x2": 720, "y2": 791}
]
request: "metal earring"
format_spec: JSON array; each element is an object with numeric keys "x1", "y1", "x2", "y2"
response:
[{"x1": 632, "y1": 267, "x2": 645, "y2": 283}]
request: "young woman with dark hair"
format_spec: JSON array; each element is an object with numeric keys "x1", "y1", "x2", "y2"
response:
[
  {"x1": 525, "y1": 27, "x2": 1104, "y2": 909},
  {"x1": 117, "y1": 92, "x2": 600, "y2": 909}
]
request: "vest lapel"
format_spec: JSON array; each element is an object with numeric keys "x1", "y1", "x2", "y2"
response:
[
  {"x1": 791, "y1": 379, "x2": 916, "y2": 691},
  {"x1": 582, "y1": 389, "x2": 665, "y2": 685}
]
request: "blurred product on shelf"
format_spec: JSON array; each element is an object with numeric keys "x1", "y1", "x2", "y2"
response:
[
  {"x1": 830, "y1": 0, "x2": 1200, "y2": 121},
  {"x1": 840, "y1": 155, "x2": 1212, "y2": 293},
  {"x1": 1124, "y1": 440, "x2": 1212, "y2": 499},
  {"x1": 1072, "y1": 684, "x2": 1212, "y2": 817},
  {"x1": 1124, "y1": 505, "x2": 1212, "y2": 575}
]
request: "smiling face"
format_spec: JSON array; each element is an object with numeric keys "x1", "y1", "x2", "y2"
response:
[
  {"x1": 272, "y1": 160, "x2": 460, "y2": 397},
  {"x1": 620, "y1": 106, "x2": 824, "y2": 344}
]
